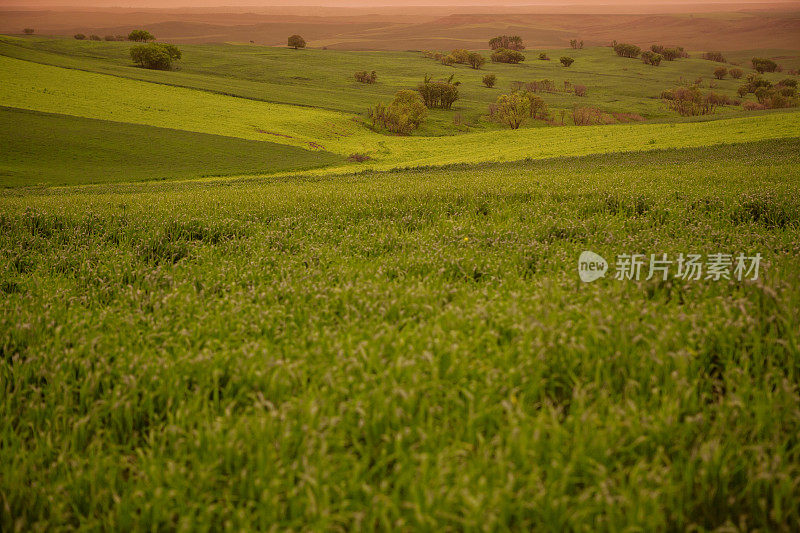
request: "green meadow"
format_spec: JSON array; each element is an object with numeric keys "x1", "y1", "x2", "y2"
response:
[{"x1": 1, "y1": 34, "x2": 800, "y2": 530}]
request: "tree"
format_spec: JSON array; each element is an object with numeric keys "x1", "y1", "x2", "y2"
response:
[
  {"x1": 701, "y1": 51, "x2": 726, "y2": 63},
  {"x1": 489, "y1": 35, "x2": 525, "y2": 51},
  {"x1": 613, "y1": 43, "x2": 641, "y2": 58},
  {"x1": 467, "y1": 52, "x2": 486, "y2": 70},
  {"x1": 23, "y1": 28, "x2": 34, "y2": 35},
  {"x1": 482, "y1": 74, "x2": 496, "y2": 88},
  {"x1": 641, "y1": 51, "x2": 663, "y2": 66},
  {"x1": 730, "y1": 68, "x2": 743, "y2": 79},
  {"x1": 570, "y1": 39, "x2": 578, "y2": 49},
  {"x1": 560, "y1": 56, "x2": 574, "y2": 67},
  {"x1": 752, "y1": 57, "x2": 778, "y2": 74},
  {"x1": 491, "y1": 49, "x2": 525, "y2": 64},
  {"x1": 368, "y1": 90, "x2": 427, "y2": 134},
  {"x1": 416, "y1": 74, "x2": 459, "y2": 109},
  {"x1": 492, "y1": 93, "x2": 530, "y2": 129},
  {"x1": 713, "y1": 67, "x2": 728, "y2": 79},
  {"x1": 288, "y1": 35, "x2": 306, "y2": 49},
  {"x1": 74, "y1": 34, "x2": 86, "y2": 40},
  {"x1": 130, "y1": 43, "x2": 182, "y2": 70},
  {"x1": 128, "y1": 30, "x2": 155, "y2": 42},
  {"x1": 450, "y1": 49, "x2": 471, "y2": 64}
]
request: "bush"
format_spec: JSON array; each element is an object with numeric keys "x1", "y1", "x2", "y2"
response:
[
  {"x1": 730, "y1": 68, "x2": 743, "y2": 79},
  {"x1": 661, "y1": 86, "x2": 725, "y2": 116},
  {"x1": 538, "y1": 53, "x2": 549, "y2": 61},
  {"x1": 74, "y1": 34, "x2": 86, "y2": 40},
  {"x1": 491, "y1": 49, "x2": 525, "y2": 64},
  {"x1": 441, "y1": 55, "x2": 456, "y2": 66},
  {"x1": 128, "y1": 30, "x2": 155, "y2": 42},
  {"x1": 354, "y1": 71, "x2": 377, "y2": 84},
  {"x1": 467, "y1": 52, "x2": 486, "y2": 69},
  {"x1": 702, "y1": 51, "x2": 726, "y2": 63},
  {"x1": 641, "y1": 51, "x2": 663, "y2": 66},
  {"x1": 613, "y1": 43, "x2": 641, "y2": 58},
  {"x1": 573, "y1": 107, "x2": 615, "y2": 125},
  {"x1": 560, "y1": 56, "x2": 574, "y2": 67},
  {"x1": 417, "y1": 74, "x2": 459, "y2": 109},
  {"x1": 489, "y1": 35, "x2": 525, "y2": 51},
  {"x1": 490, "y1": 93, "x2": 530, "y2": 129},
  {"x1": 130, "y1": 43, "x2": 182, "y2": 70},
  {"x1": 574, "y1": 84, "x2": 587, "y2": 97},
  {"x1": 752, "y1": 57, "x2": 778, "y2": 73},
  {"x1": 368, "y1": 90, "x2": 427, "y2": 134},
  {"x1": 287, "y1": 35, "x2": 306, "y2": 49},
  {"x1": 104, "y1": 35, "x2": 116, "y2": 41},
  {"x1": 742, "y1": 101, "x2": 767, "y2": 111},
  {"x1": 450, "y1": 49, "x2": 471, "y2": 64},
  {"x1": 89, "y1": 35, "x2": 101, "y2": 41},
  {"x1": 482, "y1": 74, "x2": 496, "y2": 88},
  {"x1": 713, "y1": 67, "x2": 728, "y2": 79},
  {"x1": 23, "y1": 28, "x2": 34, "y2": 35}
]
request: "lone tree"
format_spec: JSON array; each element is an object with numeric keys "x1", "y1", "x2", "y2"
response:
[
  {"x1": 560, "y1": 56, "x2": 574, "y2": 67},
  {"x1": 130, "y1": 43, "x2": 182, "y2": 70},
  {"x1": 467, "y1": 52, "x2": 486, "y2": 69},
  {"x1": 492, "y1": 92, "x2": 530, "y2": 129},
  {"x1": 23, "y1": 28, "x2": 34, "y2": 35},
  {"x1": 482, "y1": 74, "x2": 496, "y2": 88},
  {"x1": 288, "y1": 35, "x2": 306, "y2": 49},
  {"x1": 713, "y1": 66, "x2": 728, "y2": 79},
  {"x1": 128, "y1": 30, "x2": 155, "y2": 42}
]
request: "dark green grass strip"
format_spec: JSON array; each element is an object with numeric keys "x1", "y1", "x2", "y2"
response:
[{"x1": 0, "y1": 106, "x2": 342, "y2": 187}]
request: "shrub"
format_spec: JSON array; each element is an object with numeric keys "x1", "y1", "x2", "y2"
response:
[
  {"x1": 489, "y1": 35, "x2": 525, "y2": 51},
  {"x1": 89, "y1": 35, "x2": 101, "y2": 41},
  {"x1": 128, "y1": 30, "x2": 155, "y2": 42},
  {"x1": 74, "y1": 34, "x2": 86, "y2": 40},
  {"x1": 702, "y1": 51, "x2": 726, "y2": 63},
  {"x1": 23, "y1": 28, "x2": 34, "y2": 35},
  {"x1": 450, "y1": 49, "x2": 471, "y2": 64},
  {"x1": 523, "y1": 92, "x2": 548, "y2": 119},
  {"x1": 573, "y1": 107, "x2": 615, "y2": 125},
  {"x1": 661, "y1": 86, "x2": 724, "y2": 116},
  {"x1": 491, "y1": 93, "x2": 530, "y2": 129},
  {"x1": 354, "y1": 71, "x2": 377, "y2": 84},
  {"x1": 130, "y1": 43, "x2": 182, "y2": 70},
  {"x1": 287, "y1": 35, "x2": 306, "y2": 49},
  {"x1": 742, "y1": 101, "x2": 767, "y2": 111},
  {"x1": 482, "y1": 74, "x2": 496, "y2": 88},
  {"x1": 613, "y1": 43, "x2": 641, "y2": 58},
  {"x1": 569, "y1": 39, "x2": 583, "y2": 49},
  {"x1": 713, "y1": 67, "x2": 728, "y2": 79},
  {"x1": 417, "y1": 74, "x2": 459, "y2": 109},
  {"x1": 641, "y1": 51, "x2": 663, "y2": 66},
  {"x1": 104, "y1": 35, "x2": 116, "y2": 41},
  {"x1": 560, "y1": 56, "x2": 574, "y2": 67},
  {"x1": 662, "y1": 48, "x2": 684, "y2": 61},
  {"x1": 730, "y1": 68, "x2": 743, "y2": 79},
  {"x1": 752, "y1": 57, "x2": 778, "y2": 73},
  {"x1": 574, "y1": 84, "x2": 587, "y2": 97},
  {"x1": 368, "y1": 90, "x2": 427, "y2": 134},
  {"x1": 441, "y1": 55, "x2": 456, "y2": 66},
  {"x1": 467, "y1": 52, "x2": 486, "y2": 69},
  {"x1": 491, "y1": 49, "x2": 525, "y2": 64},
  {"x1": 348, "y1": 153, "x2": 371, "y2": 162},
  {"x1": 538, "y1": 53, "x2": 549, "y2": 60}
]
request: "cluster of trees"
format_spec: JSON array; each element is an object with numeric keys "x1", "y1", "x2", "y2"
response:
[
  {"x1": 701, "y1": 51, "x2": 726, "y2": 63},
  {"x1": 130, "y1": 43, "x2": 182, "y2": 70},
  {"x1": 491, "y1": 49, "x2": 525, "y2": 64},
  {"x1": 613, "y1": 43, "x2": 641, "y2": 58},
  {"x1": 423, "y1": 50, "x2": 486, "y2": 69},
  {"x1": 738, "y1": 74, "x2": 797, "y2": 109},
  {"x1": 489, "y1": 35, "x2": 525, "y2": 51},
  {"x1": 75, "y1": 32, "x2": 142, "y2": 41},
  {"x1": 661, "y1": 86, "x2": 736, "y2": 116},
  {"x1": 752, "y1": 57, "x2": 779, "y2": 73},
  {"x1": 354, "y1": 71, "x2": 377, "y2": 83},
  {"x1": 572, "y1": 107, "x2": 616, "y2": 125},
  {"x1": 288, "y1": 35, "x2": 306, "y2": 49},
  {"x1": 651, "y1": 45, "x2": 688, "y2": 61},
  {"x1": 368, "y1": 90, "x2": 427, "y2": 134},
  {"x1": 488, "y1": 90, "x2": 548, "y2": 129},
  {"x1": 416, "y1": 74, "x2": 460, "y2": 109},
  {"x1": 569, "y1": 39, "x2": 584, "y2": 49},
  {"x1": 641, "y1": 51, "x2": 663, "y2": 66}
]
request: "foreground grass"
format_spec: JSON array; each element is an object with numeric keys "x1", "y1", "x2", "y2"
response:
[
  {"x1": 0, "y1": 106, "x2": 341, "y2": 187},
  {"x1": 2, "y1": 139, "x2": 799, "y2": 530}
]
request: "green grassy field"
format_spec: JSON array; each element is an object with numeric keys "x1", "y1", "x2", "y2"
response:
[
  {"x1": 0, "y1": 106, "x2": 341, "y2": 187},
  {"x1": 2, "y1": 34, "x2": 800, "y2": 530},
  {"x1": 2, "y1": 139, "x2": 799, "y2": 530}
]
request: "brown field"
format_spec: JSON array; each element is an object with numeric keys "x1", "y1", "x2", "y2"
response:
[{"x1": 2, "y1": 4, "x2": 800, "y2": 50}]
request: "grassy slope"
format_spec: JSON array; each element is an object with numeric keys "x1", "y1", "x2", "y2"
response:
[
  {"x1": 2, "y1": 35, "x2": 796, "y2": 134},
  {"x1": 0, "y1": 106, "x2": 341, "y2": 187},
  {"x1": 2, "y1": 139, "x2": 799, "y2": 530},
  {"x1": 3, "y1": 54, "x2": 799, "y2": 179}
]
